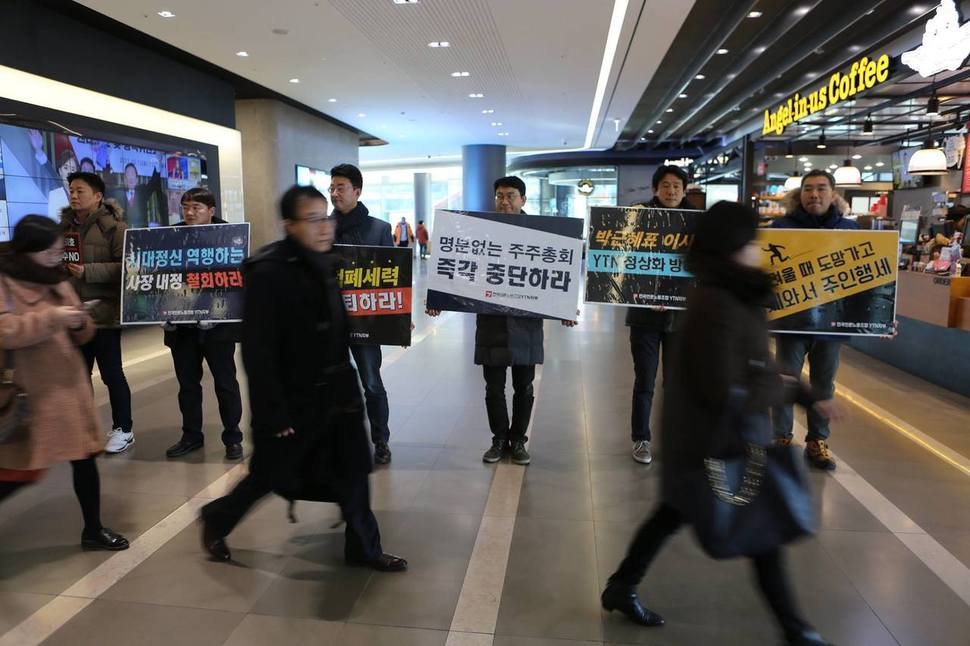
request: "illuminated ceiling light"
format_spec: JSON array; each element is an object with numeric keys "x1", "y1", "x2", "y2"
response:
[
  {"x1": 748, "y1": 11, "x2": 763, "y2": 18},
  {"x1": 235, "y1": 51, "x2": 249, "y2": 57},
  {"x1": 450, "y1": 71, "x2": 470, "y2": 77},
  {"x1": 863, "y1": 114, "x2": 874, "y2": 134},
  {"x1": 794, "y1": 6, "x2": 811, "y2": 16},
  {"x1": 875, "y1": 161, "x2": 885, "y2": 167},
  {"x1": 357, "y1": 112, "x2": 366, "y2": 117},
  {"x1": 584, "y1": 0, "x2": 629, "y2": 149},
  {"x1": 428, "y1": 41, "x2": 450, "y2": 48},
  {"x1": 828, "y1": 164, "x2": 839, "y2": 170},
  {"x1": 490, "y1": 122, "x2": 503, "y2": 126},
  {"x1": 816, "y1": 130, "x2": 827, "y2": 149},
  {"x1": 784, "y1": 173, "x2": 802, "y2": 191},
  {"x1": 834, "y1": 159, "x2": 862, "y2": 186},
  {"x1": 908, "y1": 143, "x2": 948, "y2": 175},
  {"x1": 798, "y1": 156, "x2": 809, "y2": 162},
  {"x1": 864, "y1": 165, "x2": 873, "y2": 170},
  {"x1": 393, "y1": 0, "x2": 420, "y2": 4},
  {"x1": 289, "y1": 78, "x2": 300, "y2": 83},
  {"x1": 666, "y1": 108, "x2": 674, "y2": 113},
  {"x1": 328, "y1": 98, "x2": 337, "y2": 102},
  {"x1": 716, "y1": 48, "x2": 729, "y2": 55},
  {"x1": 909, "y1": 5, "x2": 927, "y2": 14},
  {"x1": 850, "y1": 154, "x2": 861, "y2": 160},
  {"x1": 468, "y1": 93, "x2": 484, "y2": 98},
  {"x1": 647, "y1": 129, "x2": 654, "y2": 133},
  {"x1": 157, "y1": 10, "x2": 176, "y2": 18},
  {"x1": 679, "y1": 93, "x2": 688, "y2": 98},
  {"x1": 656, "y1": 120, "x2": 662, "y2": 124},
  {"x1": 695, "y1": 74, "x2": 706, "y2": 80},
  {"x1": 849, "y1": 44, "x2": 863, "y2": 53},
  {"x1": 481, "y1": 109, "x2": 494, "y2": 114}
]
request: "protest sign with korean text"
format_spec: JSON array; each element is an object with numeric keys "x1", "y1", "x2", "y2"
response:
[
  {"x1": 426, "y1": 209, "x2": 584, "y2": 320},
  {"x1": 62, "y1": 232, "x2": 82, "y2": 265},
  {"x1": 121, "y1": 223, "x2": 250, "y2": 325},
  {"x1": 333, "y1": 245, "x2": 412, "y2": 346},
  {"x1": 585, "y1": 207, "x2": 699, "y2": 309},
  {"x1": 759, "y1": 229, "x2": 898, "y2": 336}
]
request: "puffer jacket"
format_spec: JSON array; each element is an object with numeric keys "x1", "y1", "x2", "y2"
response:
[{"x1": 60, "y1": 200, "x2": 127, "y2": 328}]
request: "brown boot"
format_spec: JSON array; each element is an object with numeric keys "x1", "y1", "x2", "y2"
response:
[{"x1": 805, "y1": 439, "x2": 836, "y2": 471}]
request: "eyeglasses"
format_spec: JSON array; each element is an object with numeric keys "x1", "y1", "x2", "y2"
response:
[
  {"x1": 294, "y1": 214, "x2": 335, "y2": 224},
  {"x1": 495, "y1": 191, "x2": 521, "y2": 201},
  {"x1": 328, "y1": 185, "x2": 354, "y2": 194}
]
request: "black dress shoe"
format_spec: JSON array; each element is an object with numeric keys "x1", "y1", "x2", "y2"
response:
[
  {"x1": 81, "y1": 527, "x2": 129, "y2": 551},
  {"x1": 787, "y1": 629, "x2": 835, "y2": 646},
  {"x1": 601, "y1": 584, "x2": 664, "y2": 627},
  {"x1": 374, "y1": 442, "x2": 391, "y2": 465},
  {"x1": 225, "y1": 443, "x2": 243, "y2": 460},
  {"x1": 348, "y1": 553, "x2": 408, "y2": 572},
  {"x1": 200, "y1": 515, "x2": 231, "y2": 561},
  {"x1": 166, "y1": 437, "x2": 204, "y2": 458}
]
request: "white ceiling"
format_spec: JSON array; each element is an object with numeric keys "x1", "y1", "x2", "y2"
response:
[{"x1": 77, "y1": 0, "x2": 693, "y2": 164}]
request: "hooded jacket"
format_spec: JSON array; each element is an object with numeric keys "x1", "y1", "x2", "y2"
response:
[{"x1": 59, "y1": 200, "x2": 127, "y2": 328}]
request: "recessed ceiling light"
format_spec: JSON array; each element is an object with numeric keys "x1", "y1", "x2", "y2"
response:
[
  {"x1": 289, "y1": 78, "x2": 300, "y2": 83},
  {"x1": 647, "y1": 129, "x2": 654, "y2": 133},
  {"x1": 640, "y1": 137, "x2": 647, "y2": 141},
  {"x1": 393, "y1": 0, "x2": 419, "y2": 4},
  {"x1": 656, "y1": 120, "x2": 662, "y2": 124},
  {"x1": 428, "y1": 41, "x2": 450, "y2": 48},
  {"x1": 852, "y1": 153, "x2": 862, "y2": 160},
  {"x1": 666, "y1": 108, "x2": 674, "y2": 113},
  {"x1": 235, "y1": 51, "x2": 249, "y2": 57},
  {"x1": 358, "y1": 113, "x2": 366, "y2": 117},
  {"x1": 450, "y1": 71, "x2": 470, "y2": 77},
  {"x1": 748, "y1": 11, "x2": 762, "y2": 18},
  {"x1": 875, "y1": 161, "x2": 885, "y2": 167},
  {"x1": 482, "y1": 109, "x2": 494, "y2": 114},
  {"x1": 695, "y1": 74, "x2": 706, "y2": 80},
  {"x1": 716, "y1": 48, "x2": 729, "y2": 55},
  {"x1": 848, "y1": 45, "x2": 862, "y2": 53},
  {"x1": 754, "y1": 46, "x2": 766, "y2": 54},
  {"x1": 799, "y1": 157, "x2": 809, "y2": 162},
  {"x1": 864, "y1": 165, "x2": 873, "y2": 170},
  {"x1": 794, "y1": 6, "x2": 811, "y2": 16},
  {"x1": 468, "y1": 93, "x2": 484, "y2": 98},
  {"x1": 679, "y1": 93, "x2": 688, "y2": 98},
  {"x1": 328, "y1": 98, "x2": 337, "y2": 103},
  {"x1": 829, "y1": 164, "x2": 839, "y2": 170},
  {"x1": 497, "y1": 132, "x2": 509, "y2": 137},
  {"x1": 157, "y1": 10, "x2": 175, "y2": 18},
  {"x1": 909, "y1": 5, "x2": 926, "y2": 14},
  {"x1": 490, "y1": 122, "x2": 503, "y2": 126}
]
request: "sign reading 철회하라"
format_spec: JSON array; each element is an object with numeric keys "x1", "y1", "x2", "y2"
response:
[
  {"x1": 759, "y1": 229, "x2": 899, "y2": 336},
  {"x1": 585, "y1": 206, "x2": 700, "y2": 309},
  {"x1": 425, "y1": 209, "x2": 584, "y2": 320},
  {"x1": 121, "y1": 223, "x2": 250, "y2": 325},
  {"x1": 333, "y1": 245, "x2": 413, "y2": 346}
]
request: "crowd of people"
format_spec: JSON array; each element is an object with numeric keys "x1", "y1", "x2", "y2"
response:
[{"x1": 0, "y1": 162, "x2": 856, "y2": 645}]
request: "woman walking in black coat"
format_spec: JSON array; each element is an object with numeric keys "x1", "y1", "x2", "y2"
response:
[{"x1": 600, "y1": 202, "x2": 837, "y2": 646}]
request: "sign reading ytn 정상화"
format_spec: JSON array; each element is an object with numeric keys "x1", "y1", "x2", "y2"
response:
[
  {"x1": 333, "y1": 245, "x2": 413, "y2": 347},
  {"x1": 759, "y1": 229, "x2": 898, "y2": 336},
  {"x1": 762, "y1": 53, "x2": 891, "y2": 136}
]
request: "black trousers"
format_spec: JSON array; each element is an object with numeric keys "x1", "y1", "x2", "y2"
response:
[
  {"x1": 170, "y1": 338, "x2": 243, "y2": 446},
  {"x1": 483, "y1": 365, "x2": 536, "y2": 443},
  {"x1": 0, "y1": 458, "x2": 102, "y2": 532},
  {"x1": 629, "y1": 327, "x2": 671, "y2": 443},
  {"x1": 609, "y1": 503, "x2": 808, "y2": 637},
  {"x1": 202, "y1": 468, "x2": 382, "y2": 563},
  {"x1": 81, "y1": 329, "x2": 132, "y2": 432}
]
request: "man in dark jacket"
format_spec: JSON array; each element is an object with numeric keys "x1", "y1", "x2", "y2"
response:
[
  {"x1": 626, "y1": 165, "x2": 696, "y2": 465},
  {"x1": 329, "y1": 164, "x2": 395, "y2": 466},
  {"x1": 771, "y1": 170, "x2": 858, "y2": 471},
  {"x1": 164, "y1": 188, "x2": 244, "y2": 461},
  {"x1": 200, "y1": 185, "x2": 406, "y2": 572},
  {"x1": 430, "y1": 176, "x2": 575, "y2": 466}
]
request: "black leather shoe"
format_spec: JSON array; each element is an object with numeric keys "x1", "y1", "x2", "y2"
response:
[
  {"x1": 348, "y1": 553, "x2": 408, "y2": 572},
  {"x1": 225, "y1": 443, "x2": 243, "y2": 460},
  {"x1": 374, "y1": 442, "x2": 392, "y2": 465},
  {"x1": 601, "y1": 584, "x2": 664, "y2": 627},
  {"x1": 81, "y1": 527, "x2": 129, "y2": 551},
  {"x1": 201, "y1": 515, "x2": 231, "y2": 561},
  {"x1": 166, "y1": 437, "x2": 204, "y2": 458},
  {"x1": 787, "y1": 629, "x2": 835, "y2": 646}
]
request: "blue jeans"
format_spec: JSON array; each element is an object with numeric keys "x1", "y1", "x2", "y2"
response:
[
  {"x1": 350, "y1": 344, "x2": 390, "y2": 444},
  {"x1": 630, "y1": 327, "x2": 670, "y2": 442},
  {"x1": 772, "y1": 336, "x2": 842, "y2": 442}
]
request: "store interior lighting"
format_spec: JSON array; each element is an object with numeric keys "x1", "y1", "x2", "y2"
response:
[
  {"x1": 817, "y1": 130, "x2": 827, "y2": 149},
  {"x1": 908, "y1": 144, "x2": 948, "y2": 175},
  {"x1": 834, "y1": 158, "x2": 862, "y2": 186},
  {"x1": 863, "y1": 115, "x2": 874, "y2": 134}
]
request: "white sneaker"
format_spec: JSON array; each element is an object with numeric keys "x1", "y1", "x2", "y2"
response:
[
  {"x1": 105, "y1": 428, "x2": 134, "y2": 454},
  {"x1": 632, "y1": 440, "x2": 652, "y2": 464}
]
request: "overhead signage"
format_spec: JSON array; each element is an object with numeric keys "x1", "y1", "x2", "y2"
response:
[
  {"x1": 900, "y1": 0, "x2": 970, "y2": 77},
  {"x1": 762, "y1": 54, "x2": 890, "y2": 136}
]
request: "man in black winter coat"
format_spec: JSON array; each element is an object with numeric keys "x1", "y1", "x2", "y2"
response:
[
  {"x1": 329, "y1": 164, "x2": 396, "y2": 466},
  {"x1": 164, "y1": 188, "x2": 244, "y2": 461},
  {"x1": 200, "y1": 185, "x2": 406, "y2": 573},
  {"x1": 428, "y1": 176, "x2": 576, "y2": 466},
  {"x1": 626, "y1": 165, "x2": 697, "y2": 466}
]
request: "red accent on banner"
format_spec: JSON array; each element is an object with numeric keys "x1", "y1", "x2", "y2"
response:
[{"x1": 341, "y1": 287, "x2": 413, "y2": 317}]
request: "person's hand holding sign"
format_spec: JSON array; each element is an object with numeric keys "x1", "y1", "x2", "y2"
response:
[{"x1": 67, "y1": 263, "x2": 84, "y2": 279}]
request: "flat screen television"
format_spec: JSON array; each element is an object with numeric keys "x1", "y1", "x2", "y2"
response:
[
  {"x1": 0, "y1": 121, "x2": 207, "y2": 241},
  {"x1": 899, "y1": 219, "x2": 919, "y2": 244},
  {"x1": 295, "y1": 165, "x2": 329, "y2": 193}
]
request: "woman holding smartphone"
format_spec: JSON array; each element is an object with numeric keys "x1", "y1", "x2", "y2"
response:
[{"x1": 0, "y1": 215, "x2": 128, "y2": 551}]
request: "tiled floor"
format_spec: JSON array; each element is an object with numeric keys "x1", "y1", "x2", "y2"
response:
[{"x1": 1, "y1": 265, "x2": 970, "y2": 645}]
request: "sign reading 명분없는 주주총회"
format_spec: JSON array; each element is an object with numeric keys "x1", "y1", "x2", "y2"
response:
[
  {"x1": 121, "y1": 223, "x2": 250, "y2": 325},
  {"x1": 759, "y1": 229, "x2": 899, "y2": 336},
  {"x1": 333, "y1": 245, "x2": 413, "y2": 347},
  {"x1": 585, "y1": 206, "x2": 700, "y2": 309},
  {"x1": 762, "y1": 53, "x2": 891, "y2": 137}
]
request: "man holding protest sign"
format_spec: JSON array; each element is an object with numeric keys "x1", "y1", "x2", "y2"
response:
[
  {"x1": 427, "y1": 176, "x2": 577, "y2": 466},
  {"x1": 163, "y1": 188, "x2": 244, "y2": 461},
  {"x1": 329, "y1": 164, "x2": 396, "y2": 466},
  {"x1": 771, "y1": 170, "x2": 857, "y2": 471}
]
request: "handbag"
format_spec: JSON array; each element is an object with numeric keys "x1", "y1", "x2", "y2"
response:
[
  {"x1": 682, "y1": 389, "x2": 815, "y2": 560},
  {"x1": 0, "y1": 282, "x2": 31, "y2": 444}
]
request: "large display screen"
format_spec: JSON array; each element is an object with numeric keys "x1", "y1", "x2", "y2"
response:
[{"x1": 0, "y1": 122, "x2": 207, "y2": 241}]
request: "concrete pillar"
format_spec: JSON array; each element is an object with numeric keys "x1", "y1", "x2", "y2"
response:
[
  {"x1": 461, "y1": 144, "x2": 506, "y2": 211},
  {"x1": 413, "y1": 172, "x2": 431, "y2": 227}
]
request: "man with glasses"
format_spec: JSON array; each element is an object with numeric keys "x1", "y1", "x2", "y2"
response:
[
  {"x1": 201, "y1": 185, "x2": 407, "y2": 573},
  {"x1": 163, "y1": 188, "x2": 244, "y2": 460},
  {"x1": 771, "y1": 170, "x2": 857, "y2": 471},
  {"x1": 329, "y1": 164, "x2": 396, "y2": 465}
]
